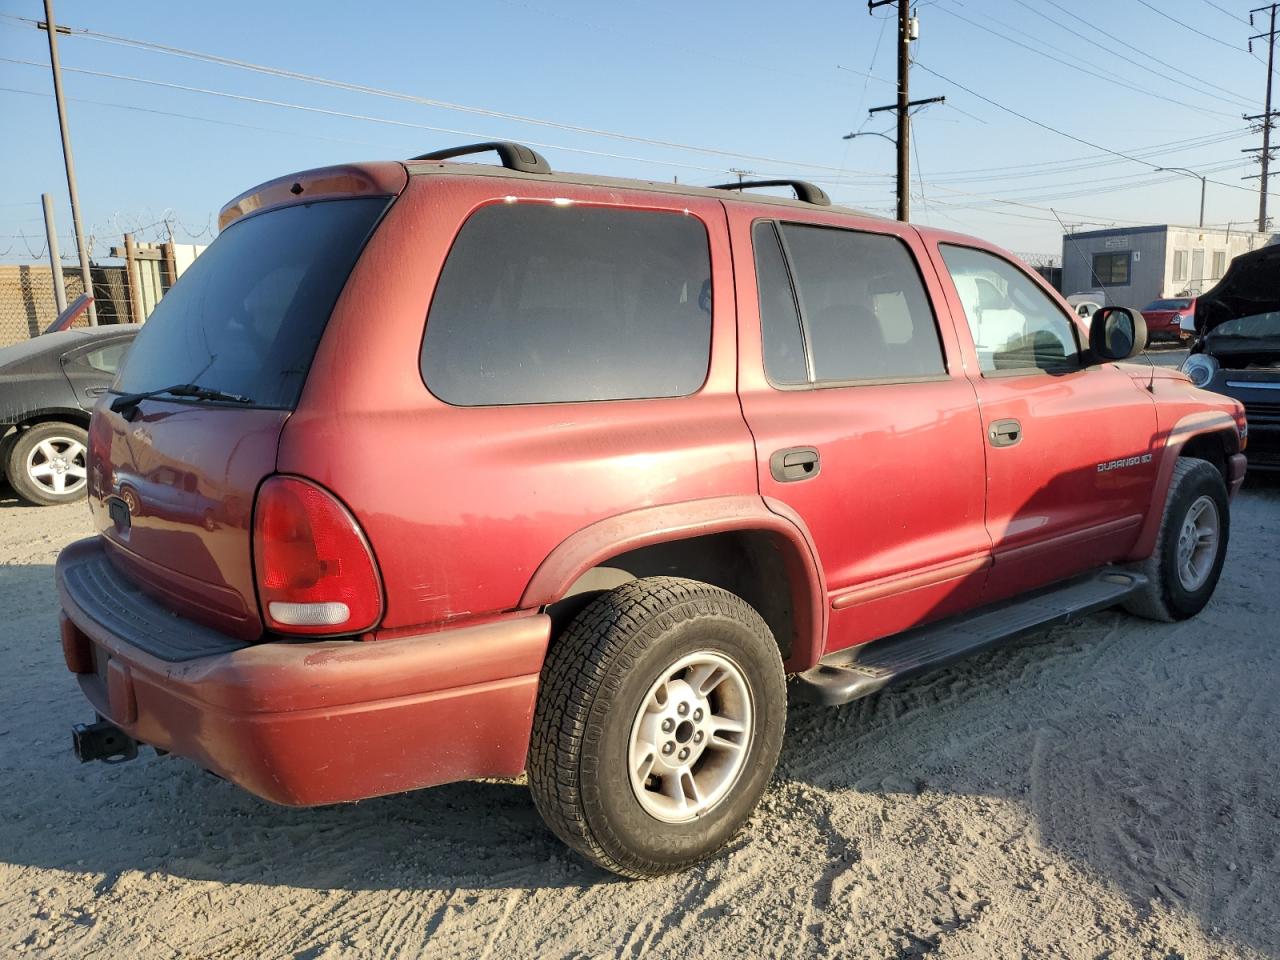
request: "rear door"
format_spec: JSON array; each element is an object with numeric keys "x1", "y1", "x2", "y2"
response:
[
  {"x1": 61, "y1": 334, "x2": 133, "y2": 410},
  {"x1": 730, "y1": 207, "x2": 990, "y2": 655},
  {"x1": 930, "y1": 241, "x2": 1159, "y2": 602}
]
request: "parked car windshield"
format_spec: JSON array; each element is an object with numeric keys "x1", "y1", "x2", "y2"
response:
[
  {"x1": 113, "y1": 197, "x2": 389, "y2": 409},
  {"x1": 1205, "y1": 311, "x2": 1280, "y2": 340},
  {"x1": 1145, "y1": 299, "x2": 1191, "y2": 311}
]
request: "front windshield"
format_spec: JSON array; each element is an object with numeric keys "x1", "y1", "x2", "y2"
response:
[
  {"x1": 1145, "y1": 299, "x2": 1191, "y2": 311},
  {"x1": 1206, "y1": 312, "x2": 1280, "y2": 340}
]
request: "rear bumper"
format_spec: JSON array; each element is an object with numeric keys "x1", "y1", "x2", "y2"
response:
[{"x1": 56, "y1": 537, "x2": 550, "y2": 806}]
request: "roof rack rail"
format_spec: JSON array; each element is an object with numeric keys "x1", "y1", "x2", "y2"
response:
[
  {"x1": 410, "y1": 141, "x2": 552, "y2": 175},
  {"x1": 707, "y1": 178, "x2": 831, "y2": 206}
]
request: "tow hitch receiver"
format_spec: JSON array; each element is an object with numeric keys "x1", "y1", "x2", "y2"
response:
[{"x1": 72, "y1": 719, "x2": 138, "y2": 764}]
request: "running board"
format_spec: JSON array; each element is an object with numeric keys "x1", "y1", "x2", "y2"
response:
[{"x1": 792, "y1": 568, "x2": 1146, "y2": 706}]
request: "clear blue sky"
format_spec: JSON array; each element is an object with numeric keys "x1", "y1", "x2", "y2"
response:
[{"x1": 0, "y1": 0, "x2": 1274, "y2": 265}]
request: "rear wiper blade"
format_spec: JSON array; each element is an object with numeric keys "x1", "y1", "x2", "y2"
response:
[{"x1": 109, "y1": 382, "x2": 253, "y2": 414}]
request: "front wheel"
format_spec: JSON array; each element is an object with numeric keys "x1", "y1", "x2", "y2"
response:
[
  {"x1": 1124, "y1": 457, "x2": 1230, "y2": 622},
  {"x1": 527, "y1": 577, "x2": 786, "y2": 878}
]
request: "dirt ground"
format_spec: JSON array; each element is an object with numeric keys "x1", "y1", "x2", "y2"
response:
[{"x1": 2, "y1": 477, "x2": 1278, "y2": 960}]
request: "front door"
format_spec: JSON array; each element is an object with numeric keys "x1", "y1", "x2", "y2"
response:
[
  {"x1": 930, "y1": 242, "x2": 1159, "y2": 602},
  {"x1": 731, "y1": 209, "x2": 991, "y2": 655}
]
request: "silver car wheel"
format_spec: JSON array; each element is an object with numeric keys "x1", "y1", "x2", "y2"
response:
[
  {"x1": 627, "y1": 650, "x2": 753, "y2": 824},
  {"x1": 25, "y1": 436, "x2": 88, "y2": 497},
  {"x1": 1176, "y1": 494, "x2": 1220, "y2": 592}
]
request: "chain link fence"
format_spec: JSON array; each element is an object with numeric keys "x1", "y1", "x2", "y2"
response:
[{"x1": 0, "y1": 242, "x2": 201, "y2": 349}]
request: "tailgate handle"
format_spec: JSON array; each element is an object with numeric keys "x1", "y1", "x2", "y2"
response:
[
  {"x1": 989, "y1": 419, "x2": 1022, "y2": 447},
  {"x1": 770, "y1": 446, "x2": 821, "y2": 483}
]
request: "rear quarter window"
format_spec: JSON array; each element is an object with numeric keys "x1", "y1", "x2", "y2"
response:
[{"x1": 421, "y1": 203, "x2": 713, "y2": 406}]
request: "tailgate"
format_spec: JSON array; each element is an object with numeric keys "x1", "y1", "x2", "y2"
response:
[
  {"x1": 89, "y1": 404, "x2": 287, "y2": 641},
  {"x1": 86, "y1": 189, "x2": 397, "y2": 642}
]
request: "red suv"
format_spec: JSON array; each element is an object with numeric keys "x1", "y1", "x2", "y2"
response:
[{"x1": 57, "y1": 143, "x2": 1246, "y2": 878}]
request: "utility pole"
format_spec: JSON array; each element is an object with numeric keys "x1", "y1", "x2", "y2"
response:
[
  {"x1": 41, "y1": 193, "x2": 67, "y2": 313},
  {"x1": 866, "y1": 1, "x2": 943, "y2": 222},
  {"x1": 1246, "y1": 4, "x2": 1279, "y2": 233},
  {"x1": 38, "y1": 0, "x2": 95, "y2": 324}
]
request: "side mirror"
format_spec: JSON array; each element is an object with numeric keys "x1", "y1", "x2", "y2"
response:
[{"x1": 1089, "y1": 306, "x2": 1147, "y2": 362}]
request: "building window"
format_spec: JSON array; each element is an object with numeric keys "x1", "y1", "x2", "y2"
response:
[
  {"x1": 1092, "y1": 251, "x2": 1131, "y2": 287},
  {"x1": 1173, "y1": 250, "x2": 1189, "y2": 282},
  {"x1": 1212, "y1": 250, "x2": 1227, "y2": 279}
]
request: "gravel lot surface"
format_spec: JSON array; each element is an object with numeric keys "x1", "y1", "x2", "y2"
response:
[{"x1": 1, "y1": 476, "x2": 1277, "y2": 959}]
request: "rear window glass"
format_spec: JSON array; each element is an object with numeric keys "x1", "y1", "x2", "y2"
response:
[
  {"x1": 421, "y1": 203, "x2": 712, "y2": 406},
  {"x1": 114, "y1": 197, "x2": 389, "y2": 409},
  {"x1": 1145, "y1": 299, "x2": 1191, "y2": 311}
]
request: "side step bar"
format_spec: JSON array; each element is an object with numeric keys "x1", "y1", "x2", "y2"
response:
[{"x1": 792, "y1": 568, "x2": 1146, "y2": 706}]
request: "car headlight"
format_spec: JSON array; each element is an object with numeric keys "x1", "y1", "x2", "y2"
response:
[{"x1": 1181, "y1": 353, "x2": 1218, "y2": 387}]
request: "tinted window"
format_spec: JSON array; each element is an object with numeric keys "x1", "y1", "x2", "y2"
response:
[
  {"x1": 114, "y1": 198, "x2": 389, "y2": 409},
  {"x1": 753, "y1": 222, "x2": 807, "y2": 385},
  {"x1": 1144, "y1": 299, "x2": 1191, "y2": 311},
  {"x1": 422, "y1": 203, "x2": 711, "y2": 406},
  {"x1": 941, "y1": 245, "x2": 1080, "y2": 374},
  {"x1": 1092, "y1": 252, "x2": 1131, "y2": 286},
  {"x1": 778, "y1": 224, "x2": 945, "y2": 383}
]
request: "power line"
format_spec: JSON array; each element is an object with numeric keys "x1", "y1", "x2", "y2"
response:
[
  {"x1": 0, "y1": 85, "x2": 409, "y2": 150},
  {"x1": 0, "y1": 14, "x2": 887, "y2": 177},
  {"x1": 0, "y1": 56, "x2": 829, "y2": 180},
  {"x1": 1133, "y1": 0, "x2": 1250, "y2": 53},
  {"x1": 914, "y1": 60, "x2": 1279, "y2": 201},
  {"x1": 935, "y1": 4, "x2": 1241, "y2": 118},
  {"x1": 1008, "y1": 0, "x2": 1253, "y2": 108},
  {"x1": 1198, "y1": 0, "x2": 1253, "y2": 25},
  {"x1": 1040, "y1": 0, "x2": 1255, "y2": 105}
]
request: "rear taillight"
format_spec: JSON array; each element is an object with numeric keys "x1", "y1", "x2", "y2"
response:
[{"x1": 252, "y1": 476, "x2": 383, "y2": 635}]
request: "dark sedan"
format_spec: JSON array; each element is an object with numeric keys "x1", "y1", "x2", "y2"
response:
[
  {"x1": 0, "y1": 325, "x2": 138, "y2": 505},
  {"x1": 1182, "y1": 245, "x2": 1280, "y2": 471}
]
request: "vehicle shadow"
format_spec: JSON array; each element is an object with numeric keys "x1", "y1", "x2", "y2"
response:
[
  {"x1": 0, "y1": 482, "x2": 26, "y2": 509},
  {"x1": 3, "y1": 485, "x2": 1278, "y2": 957}
]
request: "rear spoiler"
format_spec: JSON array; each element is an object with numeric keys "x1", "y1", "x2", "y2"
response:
[{"x1": 42, "y1": 293, "x2": 94, "y2": 335}]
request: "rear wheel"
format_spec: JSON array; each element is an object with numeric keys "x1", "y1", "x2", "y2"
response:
[
  {"x1": 527, "y1": 577, "x2": 786, "y2": 878},
  {"x1": 6, "y1": 422, "x2": 89, "y2": 506},
  {"x1": 1124, "y1": 458, "x2": 1229, "y2": 622}
]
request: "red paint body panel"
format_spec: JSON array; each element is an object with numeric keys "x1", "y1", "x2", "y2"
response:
[
  {"x1": 58, "y1": 539, "x2": 548, "y2": 805},
  {"x1": 1141, "y1": 299, "x2": 1194, "y2": 340},
  {"x1": 282, "y1": 176, "x2": 756, "y2": 631},
  {"x1": 86, "y1": 405, "x2": 289, "y2": 641},
  {"x1": 57, "y1": 160, "x2": 1247, "y2": 808},
  {"x1": 727, "y1": 203, "x2": 991, "y2": 653}
]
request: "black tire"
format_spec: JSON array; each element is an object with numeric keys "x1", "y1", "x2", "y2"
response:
[
  {"x1": 1124, "y1": 458, "x2": 1230, "y2": 622},
  {"x1": 527, "y1": 576, "x2": 786, "y2": 879},
  {"x1": 5, "y1": 422, "x2": 90, "y2": 507}
]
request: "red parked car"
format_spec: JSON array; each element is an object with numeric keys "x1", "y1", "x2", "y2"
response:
[
  {"x1": 57, "y1": 143, "x2": 1246, "y2": 878},
  {"x1": 1141, "y1": 296, "x2": 1196, "y2": 342}
]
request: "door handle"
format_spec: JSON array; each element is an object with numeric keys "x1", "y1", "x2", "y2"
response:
[
  {"x1": 988, "y1": 418, "x2": 1022, "y2": 447},
  {"x1": 770, "y1": 446, "x2": 821, "y2": 483},
  {"x1": 85, "y1": 386, "x2": 107, "y2": 397}
]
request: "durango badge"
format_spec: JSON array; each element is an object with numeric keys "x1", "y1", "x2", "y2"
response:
[{"x1": 1097, "y1": 453, "x2": 1154, "y2": 473}]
